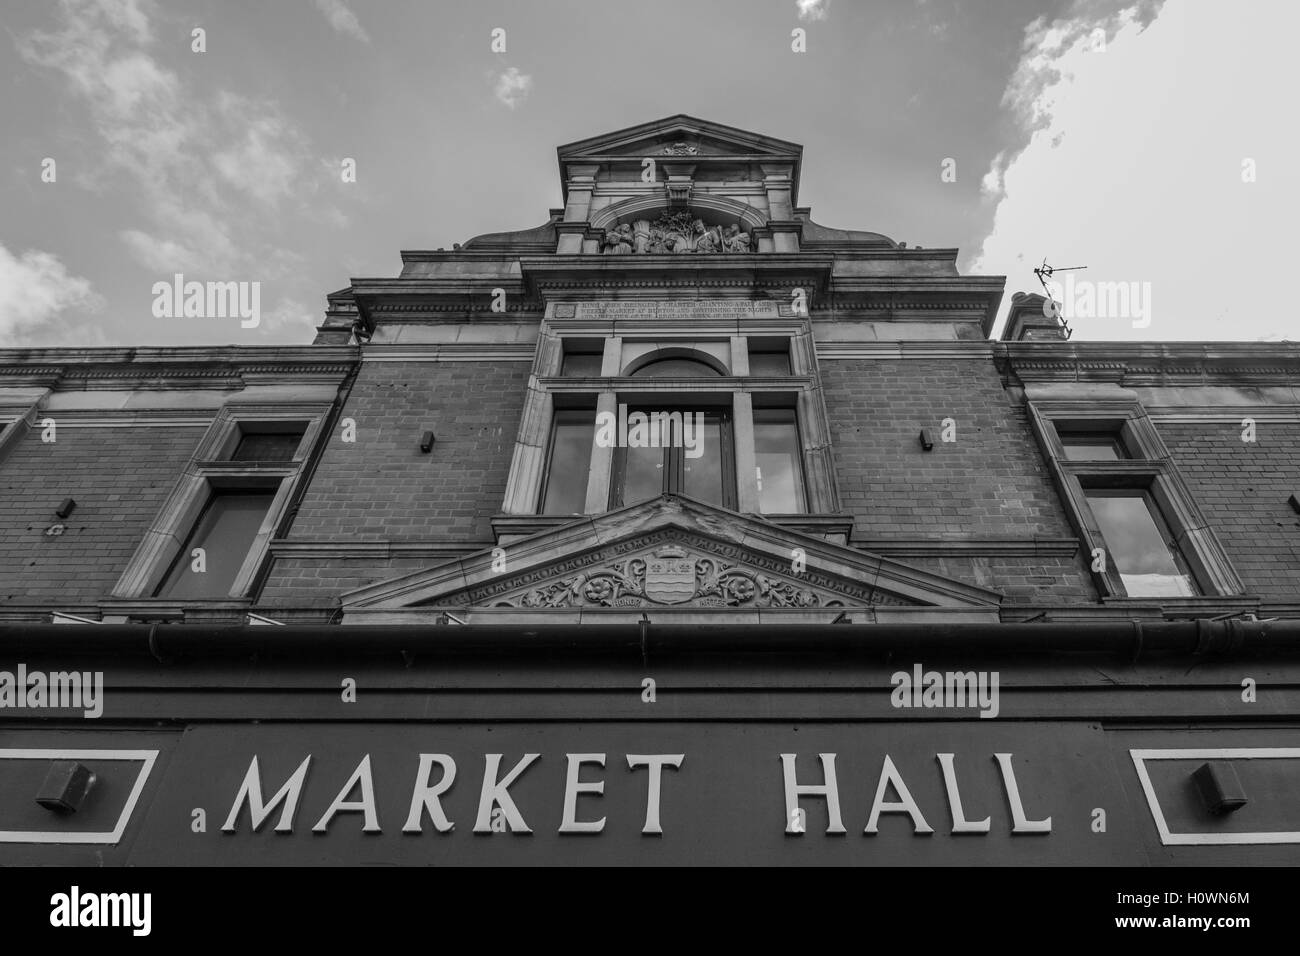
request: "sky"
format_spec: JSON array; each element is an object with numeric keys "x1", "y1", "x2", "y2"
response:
[{"x1": 0, "y1": 0, "x2": 1295, "y2": 347}]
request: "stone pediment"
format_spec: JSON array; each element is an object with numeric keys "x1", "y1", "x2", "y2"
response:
[
  {"x1": 340, "y1": 496, "x2": 1001, "y2": 614},
  {"x1": 557, "y1": 115, "x2": 802, "y2": 163}
]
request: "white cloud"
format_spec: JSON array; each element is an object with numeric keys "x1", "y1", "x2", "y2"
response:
[
  {"x1": 261, "y1": 298, "x2": 318, "y2": 336},
  {"x1": 797, "y1": 0, "x2": 829, "y2": 22},
  {"x1": 971, "y1": 0, "x2": 1298, "y2": 341},
  {"x1": 0, "y1": 242, "x2": 103, "y2": 338},
  {"x1": 494, "y1": 67, "x2": 533, "y2": 109},
  {"x1": 980, "y1": 150, "x2": 1008, "y2": 199},
  {"x1": 312, "y1": 0, "x2": 370, "y2": 43},
  {"x1": 212, "y1": 93, "x2": 308, "y2": 206},
  {"x1": 119, "y1": 230, "x2": 201, "y2": 274},
  {"x1": 19, "y1": 0, "x2": 323, "y2": 279}
]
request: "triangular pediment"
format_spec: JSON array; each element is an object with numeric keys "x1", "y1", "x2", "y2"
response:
[
  {"x1": 341, "y1": 496, "x2": 1001, "y2": 615},
  {"x1": 557, "y1": 115, "x2": 802, "y2": 163}
]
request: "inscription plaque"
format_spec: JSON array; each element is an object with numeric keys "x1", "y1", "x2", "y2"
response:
[{"x1": 571, "y1": 300, "x2": 780, "y2": 321}]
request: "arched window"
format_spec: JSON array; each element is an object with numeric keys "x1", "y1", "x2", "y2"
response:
[{"x1": 629, "y1": 357, "x2": 724, "y2": 378}]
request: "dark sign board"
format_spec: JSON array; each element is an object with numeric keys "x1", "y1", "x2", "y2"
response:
[{"x1": 114, "y1": 721, "x2": 1137, "y2": 865}]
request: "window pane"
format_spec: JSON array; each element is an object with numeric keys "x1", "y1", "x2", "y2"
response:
[
  {"x1": 755, "y1": 415, "x2": 805, "y2": 513},
  {"x1": 1060, "y1": 433, "x2": 1126, "y2": 461},
  {"x1": 613, "y1": 409, "x2": 730, "y2": 508},
  {"x1": 631, "y1": 358, "x2": 722, "y2": 377},
  {"x1": 682, "y1": 416, "x2": 724, "y2": 506},
  {"x1": 1086, "y1": 491, "x2": 1195, "y2": 597},
  {"x1": 561, "y1": 353, "x2": 603, "y2": 376},
  {"x1": 155, "y1": 490, "x2": 275, "y2": 599},
  {"x1": 541, "y1": 412, "x2": 595, "y2": 514},
  {"x1": 232, "y1": 430, "x2": 304, "y2": 461},
  {"x1": 622, "y1": 443, "x2": 664, "y2": 506},
  {"x1": 749, "y1": 352, "x2": 791, "y2": 376}
]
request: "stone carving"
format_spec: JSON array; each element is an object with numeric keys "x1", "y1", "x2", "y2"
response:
[
  {"x1": 723, "y1": 224, "x2": 751, "y2": 253},
  {"x1": 662, "y1": 142, "x2": 698, "y2": 155},
  {"x1": 600, "y1": 222, "x2": 633, "y2": 255},
  {"x1": 467, "y1": 541, "x2": 910, "y2": 610},
  {"x1": 602, "y1": 212, "x2": 753, "y2": 255}
]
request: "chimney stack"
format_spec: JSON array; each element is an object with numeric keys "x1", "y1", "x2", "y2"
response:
[{"x1": 1001, "y1": 291, "x2": 1069, "y2": 341}]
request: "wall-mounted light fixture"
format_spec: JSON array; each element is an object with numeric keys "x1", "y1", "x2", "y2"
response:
[
  {"x1": 918, "y1": 428, "x2": 934, "y2": 451},
  {"x1": 55, "y1": 497, "x2": 76, "y2": 518},
  {"x1": 36, "y1": 761, "x2": 96, "y2": 813},
  {"x1": 420, "y1": 431, "x2": 436, "y2": 453},
  {"x1": 1192, "y1": 761, "x2": 1247, "y2": 816}
]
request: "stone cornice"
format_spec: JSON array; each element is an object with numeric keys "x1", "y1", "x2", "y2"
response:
[
  {"x1": 816, "y1": 342, "x2": 995, "y2": 360},
  {"x1": 519, "y1": 253, "x2": 834, "y2": 300},
  {"x1": 995, "y1": 341, "x2": 1300, "y2": 386},
  {"x1": 364, "y1": 302, "x2": 543, "y2": 315},
  {"x1": 362, "y1": 344, "x2": 535, "y2": 363},
  {"x1": 0, "y1": 345, "x2": 358, "y2": 388}
]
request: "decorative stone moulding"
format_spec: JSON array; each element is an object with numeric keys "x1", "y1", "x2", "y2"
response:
[
  {"x1": 437, "y1": 539, "x2": 912, "y2": 611},
  {"x1": 600, "y1": 212, "x2": 754, "y2": 256}
]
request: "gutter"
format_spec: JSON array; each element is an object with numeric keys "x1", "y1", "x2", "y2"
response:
[{"x1": 0, "y1": 619, "x2": 1296, "y2": 663}]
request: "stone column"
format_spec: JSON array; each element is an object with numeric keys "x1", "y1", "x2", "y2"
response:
[
  {"x1": 501, "y1": 331, "x2": 562, "y2": 514},
  {"x1": 797, "y1": 386, "x2": 839, "y2": 514},
  {"x1": 761, "y1": 164, "x2": 795, "y2": 219},
  {"x1": 729, "y1": 336, "x2": 749, "y2": 376},
  {"x1": 585, "y1": 391, "x2": 618, "y2": 514},
  {"x1": 601, "y1": 336, "x2": 623, "y2": 376},
  {"x1": 761, "y1": 163, "x2": 800, "y2": 253},
  {"x1": 558, "y1": 163, "x2": 599, "y2": 254},
  {"x1": 733, "y1": 392, "x2": 759, "y2": 513},
  {"x1": 501, "y1": 382, "x2": 554, "y2": 515}
]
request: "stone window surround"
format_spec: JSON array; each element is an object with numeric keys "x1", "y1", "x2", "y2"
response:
[
  {"x1": 112, "y1": 403, "x2": 329, "y2": 601},
  {"x1": 501, "y1": 319, "x2": 840, "y2": 523},
  {"x1": 1027, "y1": 397, "x2": 1245, "y2": 601},
  {"x1": 0, "y1": 403, "x2": 38, "y2": 463}
]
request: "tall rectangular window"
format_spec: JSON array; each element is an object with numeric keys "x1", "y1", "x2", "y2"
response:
[
  {"x1": 1033, "y1": 401, "x2": 1246, "y2": 601},
  {"x1": 154, "y1": 489, "x2": 276, "y2": 599},
  {"x1": 539, "y1": 410, "x2": 595, "y2": 514},
  {"x1": 610, "y1": 408, "x2": 734, "y2": 509},
  {"x1": 753, "y1": 409, "x2": 806, "y2": 514},
  {"x1": 1085, "y1": 489, "x2": 1196, "y2": 597}
]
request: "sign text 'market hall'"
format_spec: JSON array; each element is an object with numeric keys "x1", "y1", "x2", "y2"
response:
[{"x1": 221, "y1": 750, "x2": 1051, "y2": 837}]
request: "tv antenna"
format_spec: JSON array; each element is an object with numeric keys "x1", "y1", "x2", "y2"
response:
[{"x1": 1032, "y1": 258, "x2": 1086, "y2": 339}]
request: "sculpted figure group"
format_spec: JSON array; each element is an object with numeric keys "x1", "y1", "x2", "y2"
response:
[{"x1": 601, "y1": 212, "x2": 752, "y2": 255}]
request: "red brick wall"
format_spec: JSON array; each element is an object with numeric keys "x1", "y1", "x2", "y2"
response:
[
  {"x1": 281, "y1": 360, "x2": 529, "y2": 545},
  {"x1": 898, "y1": 555, "x2": 1094, "y2": 606},
  {"x1": 1161, "y1": 420, "x2": 1300, "y2": 601},
  {"x1": 821, "y1": 359, "x2": 1075, "y2": 538},
  {"x1": 259, "y1": 556, "x2": 447, "y2": 607},
  {"x1": 820, "y1": 357, "x2": 1092, "y2": 604},
  {"x1": 0, "y1": 422, "x2": 207, "y2": 605}
]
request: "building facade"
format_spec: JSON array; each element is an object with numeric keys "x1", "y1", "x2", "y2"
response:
[{"x1": 2, "y1": 116, "x2": 1298, "y2": 865}]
